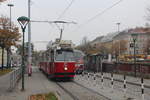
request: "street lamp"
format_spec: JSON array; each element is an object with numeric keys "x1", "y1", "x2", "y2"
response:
[
  {"x1": 7, "y1": 4, "x2": 14, "y2": 30},
  {"x1": 17, "y1": 16, "x2": 30, "y2": 91},
  {"x1": 7, "y1": 3, "x2": 14, "y2": 68},
  {"x1": 116, "y1": 22, "x2": 121, "y2": 62},
  {"x1": 131, "y1": 33, "x2": 138, "y2": 77}
]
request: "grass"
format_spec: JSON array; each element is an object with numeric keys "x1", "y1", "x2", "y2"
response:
[
  {"x1": 29, "y1": 92, "x2": 58, "y2": 100},
  {"x1": 0, "y1": 69, "x2": 12, "y2": 76}
]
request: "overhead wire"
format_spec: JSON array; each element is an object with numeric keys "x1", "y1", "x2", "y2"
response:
[
  {"x1": 57, "y1": 0, "x2": 75, "y2": 20},
  {"x1": 72, "y1": 0, "x2": 124, "y2": 32}
]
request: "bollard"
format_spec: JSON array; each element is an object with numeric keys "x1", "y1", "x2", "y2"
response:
[
  {"x1": 93, "y1": 73, "x2": 96, "y2": 86},
  {"x1": 101, "y1": 72, "x2": 104, "y2": 89},
  {"x1": 82, "y1": 71, "x2": 84, "y2": 77},
  {"x1": 123, "y1": 74, "x2": 126, "y2": 98},
  {"x1": 93, "y1": 73, "x2": 96, "y2": 80},
  {"x1": 141, "y1": 77, "x2": 144, "y2": 100},
  {"x1": 87, "y1": 73, "x2": 90, "y2": 84},
  {"x1": 87, "y1": 73, "x2": 90, "y2": 80},
  {"x1": 111, "y1": 73, "x2": 114, "y2": 93},
  {"x1": 82, "y1": 71, "x2": 86, "y2": 81}
]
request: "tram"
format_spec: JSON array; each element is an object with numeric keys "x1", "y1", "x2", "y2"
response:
[
  {"x1": 39, "y1": 39, "x2": 76, "y2": 79},
  {"x1": 74, "y1": 50, "x2": 85, "y2": 74}
]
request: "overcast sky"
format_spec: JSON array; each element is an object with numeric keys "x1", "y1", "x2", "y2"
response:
[{"x1": 0, "y1": 0, "x2": 150, "y2": 50}]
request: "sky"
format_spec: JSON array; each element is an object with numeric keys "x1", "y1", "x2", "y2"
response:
[{"x1": 0, "y1": 0, "x2": 150, "y2": 51}]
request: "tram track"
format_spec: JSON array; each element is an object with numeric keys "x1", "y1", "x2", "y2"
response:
[
  {"x1": 78, "y1": 73, "x2": 150, "y2": 100},
  {"x1": 73, "y1": 81, "x2": 111, "y2": 100},
  {"x1": 56, "y1": 82, "x2": 79, "y2": 100},
  {"x1": 55, "y1": 80, "x2": 111, "y2": 100}
]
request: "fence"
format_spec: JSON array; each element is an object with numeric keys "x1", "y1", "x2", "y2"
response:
[
  {"x1": 81, "y1": 71, "x2": 147, "y2": 100},
  {"x1": 9, "y1": 67, "x2": 22, "y2": 91}
]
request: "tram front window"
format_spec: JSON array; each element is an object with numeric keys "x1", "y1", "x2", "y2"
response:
[{"x1": 55, "y1": 51, "x2": 74, "y2": 61}]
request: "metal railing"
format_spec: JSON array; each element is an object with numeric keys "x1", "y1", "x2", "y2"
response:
[{"x1": 9, "y1": 67, "x2": 22, "y2": 91}]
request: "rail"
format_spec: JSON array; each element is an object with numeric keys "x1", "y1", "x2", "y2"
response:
[{"x1": 9, "y1": 67, "x2": 22, "y2": 91}]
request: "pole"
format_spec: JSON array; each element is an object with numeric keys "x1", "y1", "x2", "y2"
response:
[
  {"x1": 100, "y1": 57, "x2": 104, "y2": 89},
  {"x1": 117, "y1": 23, "x2": 120, "y2": 61},
  {"x1": 111, "y1": 72, "x2": 114, "y2": 92},
  {"x1": 7, "y1": 4, "x2": 14, "y2": 30},
  {"x1": 123, "y1": 74, "x2": 126, "y2": 97},
  {"x1": 134, "y1": 39, "x2": 136, "y2": 77},
  {"x1": 21, "y1": 27, "x2": 25, "y2": 91},
  {"x1": 8, "y1": 5, "x2": 11, "y2": 67},
  {"x1": 117, "y1": 23, "x2": 120, "y2": 32},
  {"x1": 141, "y1": 76, "x2": 144, "y2": 100},
  {"x1": 7, "y1": 4, "x2": 14, "y2": 68},
  {"x1": 28, "y1": 0, "x2": 32, "y2": 76},
  {"x1": 60, "y1": 29, "x2": 63, "y2": 42}
]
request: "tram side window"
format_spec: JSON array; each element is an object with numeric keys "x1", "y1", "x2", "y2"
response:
[
  {"x1": 42, "y1": 53, "x2": 45, "y2": 62},
  {"x1": 48, "y1": 52, "x2": 51, "y2": 62},
  {"x1": 51, "y1": 51, "x2": 54, "y2": 61}
]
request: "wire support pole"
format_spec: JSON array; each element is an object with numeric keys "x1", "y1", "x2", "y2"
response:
[{"x1": 28, "y1": 0, "x2": 32, "y2": 76}]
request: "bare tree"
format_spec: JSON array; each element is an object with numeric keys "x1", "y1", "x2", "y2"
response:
[
  {"x1": 0, "y1": 0, "x2": 6, "y2": 2},
  {"x1": 146, "y1": 6, "x2": 150, "y2": 21}
]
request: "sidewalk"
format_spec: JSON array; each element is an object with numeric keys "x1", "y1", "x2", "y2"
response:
[
  {"x1": 0, "y1": 67, "x2": 61, "y2": 100},
  {"x1": 0, "y1": 71, "x2": 11, "y2": 94}
]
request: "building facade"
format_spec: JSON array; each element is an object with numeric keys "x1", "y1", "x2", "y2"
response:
[{"x1": 113, "y1": 27, "x2": 150, "y2": 55}]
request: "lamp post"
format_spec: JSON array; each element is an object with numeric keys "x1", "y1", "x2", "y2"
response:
[
  {"x1": 7, "y1": 3, "x2": 14, "y2": 68},
  {"x1": 131, "y1": 33, "x2": 138, "y2": 77},
  {"x1": 116, "y1": 22, "x2": 121, "y2": 62},
  {"x1": 116, "y1": 22, "x2": 120, "y2": 32},
  {"x1": 17, "y1": 16, "x2": 30, "y2": 91},
  {"x1": 7, "y1": 4, "x2": 14, "y2": 30}
]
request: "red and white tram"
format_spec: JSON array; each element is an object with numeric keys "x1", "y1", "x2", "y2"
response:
[{"x1": 39, "y1": 40, "x2": 76, "y2": 79}]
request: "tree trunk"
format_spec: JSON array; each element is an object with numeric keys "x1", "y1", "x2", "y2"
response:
[
  {"x1": 6, "y1": 48, "x2": 11, "y2": 68},
  {"x1": 2, "y1": 47, "x2": 4, "y2": 70},
  {"x1": 7, "y1": 48, "x2": 9, "y2": 68}
]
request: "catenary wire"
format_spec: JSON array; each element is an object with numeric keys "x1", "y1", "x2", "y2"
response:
[
  {"x1": 57, "y1": 0, "x2": 75, "y2": 20},
  {"x1": 72, "y1": 0, "x2": 124, "y2": 32}
]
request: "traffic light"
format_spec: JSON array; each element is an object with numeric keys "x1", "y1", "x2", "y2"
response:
[{"x1": 130, "y1": 43, "x2": 134, "y2": 48}]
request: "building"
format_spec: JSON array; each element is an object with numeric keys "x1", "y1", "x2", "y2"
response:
[{"x1": 113, "y1": 27, "x2": 150, "y2": 55}]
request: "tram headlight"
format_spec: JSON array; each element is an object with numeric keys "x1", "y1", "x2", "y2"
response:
[{"x1": 64, "y1": 67, "x2": 68, "y2": 71}]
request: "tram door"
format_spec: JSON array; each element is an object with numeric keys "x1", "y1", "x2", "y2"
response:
[{"x1": 50, "y1": 50, "x2": 55, "y2": 74}]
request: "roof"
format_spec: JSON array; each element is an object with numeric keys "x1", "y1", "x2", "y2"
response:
[
  {"x1": 101, "y1": 32, "x2": 119, "y2": 42},
  {"x1": 128, "y1": 27, "x2": 150, "y2": 33},
  {"x1": 91, "y1": 32, "x2": 119, "y2": 44},
  {"x1": 113, "y1": 27, "x2": 150, "y2": 39}
]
